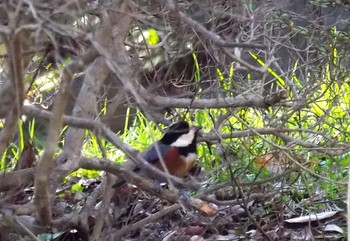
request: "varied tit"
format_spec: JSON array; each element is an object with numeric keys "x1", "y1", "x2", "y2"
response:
[
  {"x1": 134, "y1": 121, "x2": 202, "y2": 178},
  {"x1": 114, "y1": 121, "x2": 202, "y2": 191}
]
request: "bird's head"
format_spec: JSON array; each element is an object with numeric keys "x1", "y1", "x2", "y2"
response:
[{"x1": 161, "y1": 121, "x2": 202, "y2": 147}]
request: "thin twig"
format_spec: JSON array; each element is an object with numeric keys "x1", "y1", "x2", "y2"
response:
[
  {"x1": 110, "y1": 204, "x2": 181, "y2": 239},
  {"x1": 165, "y1": 1, "x2": 266, "y2": 49},
  {"x1": 15, "y1": 217, "x2": 41, "y2": 241}
]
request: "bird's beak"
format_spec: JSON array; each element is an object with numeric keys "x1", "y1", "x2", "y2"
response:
[
  {"x1": 194, "y1": 125, "x2": 202, "y2": 131},
  {"x1": 192, "y1": 125, "x2": 202, "y2": 135}
]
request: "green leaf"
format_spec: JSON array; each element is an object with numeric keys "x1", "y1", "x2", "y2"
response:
[
  {"x1": 71, "y1": 183, "x2": 83, "y2": 193},
  {"x1": 146, "y1": 29, "x2": 159, "y2": 45}
]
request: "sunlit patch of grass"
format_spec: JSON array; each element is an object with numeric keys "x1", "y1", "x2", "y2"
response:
[
  {"x1": 249, "y1": 51, "x2": 286, "y2": 89},
  {"x1": 71, "y1": 168, "x2": 100, "y2": 180},
  {"x1": 0, "y1": 150, "x2": 6, "y2": 171},
  {"x1": 1, "y1": 120, "x2": 27, "y2": 170}
]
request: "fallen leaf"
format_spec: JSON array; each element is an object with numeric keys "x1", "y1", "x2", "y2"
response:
[
  {"x1": 184, "y1": 225, "x2": 204, "y2": 235},
  {"x1": 324, "y1": 224, "x2": 344, "y2": 233},
  {"x1": 285, "y1": 211, "x2": 338, "y2": 223},
  {"x1": 190, "y1": 235, "x2": 204, "y2": 241}
]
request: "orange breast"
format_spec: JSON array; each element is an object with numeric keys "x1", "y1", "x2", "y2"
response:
[{"x1": 155, "y1": 147, "x2": 196, "y2": 177}]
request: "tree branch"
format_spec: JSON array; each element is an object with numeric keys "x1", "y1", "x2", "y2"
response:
[
  {"x1": 0, "y1": 168, "x2": 35, "y2": 192},
  {"x1": 33, "y1": 59, "x2": 84, "y2": 226},
  {"x1": 79, "y1": 157, "x2": 210, "y2": 212},
  {"x1": 165, "y1": 0, "x2": 266, "y2": 49},
  {"x1": 0, "y1": 30, "x2": 25, "y2": 158},
  {"x1": 23, "y1": 105, "x2": 346, "y2": 156},
  {"x1": 141, "y1": 89, "x2": 288, "y2": 109},
  {"x1": 108, "y1": 204, "x2": 181, "y2": 240}
]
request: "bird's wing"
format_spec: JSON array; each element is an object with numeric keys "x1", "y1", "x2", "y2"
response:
[{"x1": 140, "y1": 142, "x2": 170, "y2": 165}]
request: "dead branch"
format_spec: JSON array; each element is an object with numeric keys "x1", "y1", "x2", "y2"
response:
[
  {"x1": 33, "y1": 59, "x2": 84, "y2": 226},
  {"x1": 142, "y1": 90, "x2": 288, "y2": 109},
  {"x1": 88, "y1": 173, "x2": 117, "y2": 241},
  {"x1": 0, "y1": 30, "x2": 25, "y2": 158},
  {"x1": 164, "y1": 0, "x2": 266, "y2": 50},
  {"x1": 23, "y1": 105, "x2": 346, "y2": 157},
  {"x1": 109, "y1": 204, "x2": 181, "y2": 240},
  {"x1": 79, "y1": 157, "x2": 210, "y2": 211},
  {"x1": 62, "y1": 9, "x2": 117, "y2": 156},
  {"x1": 0, "y1": 168, "x2": 35, "y2": 192}
]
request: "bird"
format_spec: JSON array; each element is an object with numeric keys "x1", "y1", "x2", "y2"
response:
[
  {"x1": 136, "y1": 120, "x2": 201, "y2": 178},
  {"x1": 114, "y1": 121, "x2": 202, "y2": 190}
]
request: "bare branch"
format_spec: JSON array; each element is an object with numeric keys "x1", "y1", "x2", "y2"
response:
[
  {"x1": 165, "y1": 1, "x2": 266, "y2": 49},
  {"x1": 221, "y1": 47, "x2": 267, "y2": 73},
  {"x1": 109, "y1": 204, "x2": 181, "y2": 239},
  {"x1": 0, "y1": 30, "x2": 25, "y2": 159},
  {"x1": 24, "y1": 105, "x2": 344, "y2": 156},
  {"x1": 33, "y1": 59, "x2": 84, "y2": 226},
  {"x1": 63, "y1": 57, "x2": 110, "y2": 155},
  {"x1": 79, "y1": 157, "x2": 206, "y2": 211},
  {"x1": 0, "y1": 25, "x2": 10, "y2": 34},
  {"x1": 143, "y1": 90, "x2": 288, "y2": 109},
  {"x1": 0, "y1": 168, "x2": 34, "y2": 192}
]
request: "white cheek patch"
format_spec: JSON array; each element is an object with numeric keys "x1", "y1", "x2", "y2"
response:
[{"x1": 170, "y1": 129, "x2": 195, "y2": 147}]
